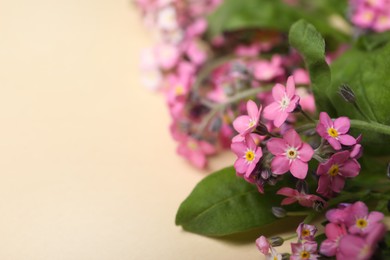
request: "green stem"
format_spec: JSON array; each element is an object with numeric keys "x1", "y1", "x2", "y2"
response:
[
  {"x1": 350, "y1": 119, "x2": 390, "y2": 136},
  {"x1": 295, "y1": 123, "x2": 316, "y2": 133},
  {"x1": 286, "y1": 211, "x2": 310, "y2": 217}
]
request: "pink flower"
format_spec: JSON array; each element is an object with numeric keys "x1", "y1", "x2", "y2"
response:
[
  {"x1": 326, "y1": 203, "x2": 352, "y2": 224},
  {"x1": 296, "y1": 87, "x2": 316, "y2": 114},
  {"x1": 296, "y1": 223, "x2": 317, "y2": 241},
  {"x1": 177, "y1": 136, "x2": 216, "y2": 169},
  {"x1": 293, "y1": 69, "x2": 310, "y2": 85},
  {"x1": 373, "y1": 12, "x2": 390, "y2": 32},
  {"x1": 345, "y1": 201, "x2": 384, "y2": 235},
  {"x1": 165, "y1": 73, "x2": 192, "y2": 104},
  {"x1": 277, "y1": 187, "x2": 325, "y2": 208},
  {"x1": 319, "y1": 223, "x2": 347, "y2": 257},
  {"x1": 232, "y1": 100, "x2": 262, "y2": 138},
  {"x1": 316, "y1": 151, "x2": 360, "y2": 198},
  {"x1": 234, "y1": 43, "x2": 261, "y2": 57},
  {"x1": 186, "y1": 18, "x2": 207, "y2": 38},
  {"x1": 263, "y1": 76, "x2": 300, "y2": 127},
  {"x1": 186, "y1": 40, "x2": 207, "y2": 65},
  {"x1": 316, "y1": 112, "x2": 356, "y2": 150},
  {"x1": 155, "y1": 43, "x2": 180, "y2": 70},
  {"x1": 266, "y1": 248, "x2": 282, "y2": 260},
  {"x1": 256, "y1": 236, "x2": 270, "y2": 255},
  {"x1": 338, "y1": 223, "x2": 386, "y2": 260},
  {"x1": 253, "y1": 55, "x2": 284, "y2": 81},
  {"x1": 350, "y1": 134, "x2": 363, "y2": 159},
  {"x1": 290, "y1": 241, "x2": 319, "y2": 260},
  {"x1": 267, "y1": 129, "x2": 314, "y2": 179},
  {"x1": 231, "y1": 135, "x2": 263, "y2": 177}
]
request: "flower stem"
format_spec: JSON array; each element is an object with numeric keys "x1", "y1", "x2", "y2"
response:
[
  {"x1": 350, "y1": 119, "x2": 390, "y2": 136},
  {"x1": 300, "y1": 109, "x2": 316, "y2": 123}
]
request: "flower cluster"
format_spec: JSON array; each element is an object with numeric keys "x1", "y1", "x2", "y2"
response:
[
  {"x1": 349, "y1": 0, "x2": 390, "y2": 32},
  {"x1": 321, "y1": 201, "x2": 386, "y2": 259},
  {"x1": 256, "y1": 201, "x2": 387, "y2": 260},
  {"x1": 231, "y1": 77, "x2": 362, "y2": 200}
]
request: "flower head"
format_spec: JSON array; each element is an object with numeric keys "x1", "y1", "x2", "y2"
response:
[
  {"x1": 232, "y1": 100, "x2": 262, "y2": 139},
  {"x1": 290, "y1": 241, "x2": 319, "y2": 260},
  {"x1": 256, "y1": 235, "x2": 270, "y2": 255},
  {"x1": 316, "y1": 112, "x2": 356, "y2": 150},
  {"x1": 231, "y1": 135, "x2": 263, "y2": 177},
  {"x1": 320, "y1": 223, "x2": 347, "y2": 257},
  {"x1": 263, "y1": 76, "x2": 300, "y2": 127},
  {"x1": 177, "y1": 136, "x2": 216, "y2": 168},
  {"x1": 277, "y1": 187, "x2": 325, "y2": 208},
  {"x1": 345, "y1": 201, "x2": 384, "y2": 235},
  {"x1": 316, "y1": 151, "x2": 360, "y2": 198},
  {"x1": 267, "y1": 129, "x2": 314, "y2": 179},
  {"x1": 296, "y1": 223, "x2": 317, "y2": 241}
]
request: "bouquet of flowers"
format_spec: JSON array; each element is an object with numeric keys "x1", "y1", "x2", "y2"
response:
[{"x1": 135, "y1": 0, "x2": 390, "y2": 259}]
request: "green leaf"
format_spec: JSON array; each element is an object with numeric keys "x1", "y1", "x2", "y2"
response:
[
  {"x1": 328, "y1": 42, "x2": 390, "y2": 155},
  {"x1": 176, "y1": 167, "x2": 284, "y2": 236},
  {"x1": 288, "y1": 20, "x2": 334, "y2": 114}
]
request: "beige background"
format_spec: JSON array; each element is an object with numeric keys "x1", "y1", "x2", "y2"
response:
[{"x1": 0, "y1": 0, "x2": 269, "y2": 259}]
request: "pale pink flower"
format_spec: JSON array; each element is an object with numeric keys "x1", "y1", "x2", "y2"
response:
[
  {"x1": 186, "y1": 18, "x2": 207, "y2": 38},
  {"x1": 345, "y1": 201, "x2": 384, "y2": 235},
  {"x1": 277, "y1": 187, "x2": 325, "y2": 208},
  {"x1": 263, "y1": 76, "x2": 300, "y2": 127},
  {"x1": 177, "y1": 136, "x2": 216, "y2": 169},
  {"x1": 235, "y1": 43, "x2": 261, "y2": 57},
  {"x1": 325, "y1": 203, "x2": 352, "y2": 224},
  {"x1": 156, "y1": 6, "x2": 178, "y2": 31},
  {"x1": 256, "y1": 236, "x2": 270, "y2": 255},
  {"x1": 231, "y1": 135, "x2": 263, "y2": 177},
  {"x1": 186, "y1": 40, "x2": 207, "y2": 65},
  {"x1": 290, "y1": 241, "x2": 319, "y2": 260},
  {"x1": 293, "y1": 68, "x2": 310, "y2": 85},
  {"x1": 320, "y1": 223, "x2": 347, "y2": 257},
  {"x1": 155, "y1": 44, "x2": 180, "y2": 70},
  {"x1": 265, "y1": 248, "x2": 282, "y2": 260},
  {"x1": 232, "y1": 100, "x2": 262, "y2": 138},
  {"x1": 253, "y1": 55, "x2": 284, "y2": 81},
  {"x1": 296, "y1": 223, "x2": 317, "y2": 241},
  {"x1": 165, "y1": 73, "x2": 192, "y2": 104},
  {"x1": 316, "y1": 151, "x2": 360, "y2": 198},
  {"x1": 350, "y1": 134, "x2": 363, "y2": 159},
  {"x1": 351, "y1": 7, "x2": 377, "y2": 29},
  {"x1": 316, "y1": 112, "x2": 356, "y2": 150},
  {"x1": 296, "y1": 87, "x2": 315, "y2": 114},
  {"x1": 267, "y1": 129, "x2": 314, "y2": 179},
  {"x1": 373, "y1": 12, "x2": 390, "y2": 32}
]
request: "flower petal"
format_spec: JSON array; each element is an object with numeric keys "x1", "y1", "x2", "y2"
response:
[
  {"x1": 281, "y1": 197, "x2": 297, "y2": 205},
  {"x1": 332, "y1": 175, "x2": 345, "y2": 193},
  {"x1": 327, "y1": 137, "x2": 341, "y2": 150},
  {"x1": 339, "y1": 134, "x2": 356, "y2": 146},
  {"x1": 334, "y1": 117, "x2": 350, "y2": 133},
  {"x1": 271, "y1": 156, "x2": 290, "y2": 175},
  {"x1": 234, "y1": 158, "x2": 247, "y2": 174},
  {"x1": 263, "y1": 102, "x2": 280, "y2": 121},
  {"x1": 273, "y1": 111, "x2": 288, "y2": 127},
  {"x1": 232, "y1": 115, "x2": 250, "y2": 133},
  {"x1": 247, "y1": 100, "x2": 259, "y2": 120},
  {"x1": 272, "y1": 83, "x2": 286, "y2": 101},
  {"x1": 290, "y1": 159, "x2": 308, "y2": 179},
  {"x1": 231, "y1": 141, "x2": 246, "y2": 156},
  {"x1": 276, "y1": 187, "x2": 297, "y2": 197},
  {"x1": 319, "y1": 112, "x2": 333, "y2": 128},
  {"x1": 298, "y1": 143, "x2": 314, "y2": 162},
  {"x1": 339, "y1": 159, "x2": 360, "y2": 177},
  {"x1": 266, "y1": 138, "x2": 286, "y2": 155},
  {"x1": 286, "y1": 76, "x2": 296, "y2": 98},
  {"x1": 284, "y1": 129, "x2": 302, "y2": 148}
]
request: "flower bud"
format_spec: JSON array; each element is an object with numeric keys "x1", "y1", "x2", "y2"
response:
[
  {"x1": 272, "y1": 207, "x2": 286, "y2": 218},
  {"x1": 254, "y1": 123, "x2": 269, "y2": 136},
  {"x1": 313, "y1": 200, "x2": 325, "y2": 212},
  {"x1": 296, "y1": 180, "x2": 309, "y2": 194},
  {"x1": 269, "y1": 236, "x2": 284, "y2": 247},
  {"x1": 339, "y1": 84, "x2": 356, "y2": 103}
]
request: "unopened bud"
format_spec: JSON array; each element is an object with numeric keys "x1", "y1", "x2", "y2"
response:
[
  {"x1": 272, "y1": 207, "x2": 286, "y2": 218},
  {"x1": 296, "y1": 180, "x2": 309, "y2": 194},
  {"x1": 387, "y1": 162, "x2": 390, "y2": 179},
  {"x1": 269, "y1": 236, "x2": 284, "y2": 247},
  {"x1": 254, "y1": 123, "x2": 269, "y2": 136},
  {"x1": 261, "y1": 169, "x2": 272, "y2": 180},
  {"x1": 339, "y1": 84, "x2": 356, "y2": 103},
  {"x1": 313, "y1": 200, "x2": 325, "y2": 212},
  {"x1": 281, "y1": 253, "x2": 291, "y2": 260}
]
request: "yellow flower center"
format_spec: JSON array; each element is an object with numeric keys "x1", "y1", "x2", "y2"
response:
[
  {"x1": 300, "y1": 251, "x2": 310, "y2": 259},
  {"x1": 175, "y1": 85, "x2": 184, "y2": 96},
  {"x1": 301, "y1": 229, "x2": 310, "y2": 238},
  {"x1": 363, "y1": 11, "x2": 374, "y2": 22},
  {"x1": 327, "y1": 127, "x2": 339, "y2": 138},
  {"x1": 188, "y1": 141, "x2": 198, "y2": 150},
  {"x1": 328, "y1": 164, "x2": 339, "y2": 177},
  {"x1": 248, "y1": 119, "x2": 256, "y2": 128},
  {"x1": 286, "y1": 147, "x2": 298, "y2": 160},
  {"x1": 356, "y1": 218, "x2": 368, "y2": 229},
  {"x1": 245, "y1": 150, "x2": 255, "y2": 162}
]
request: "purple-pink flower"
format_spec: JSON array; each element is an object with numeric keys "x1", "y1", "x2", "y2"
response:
[
  {"x1": 232, "y1": 100, "x2": 262, "y2": 141},
  {"x1": 345, "y1": 201, "x2": 384, "y2": 235},
  {"x1": 263, "y1": 76, "x2": 300, "y2": 127},
  {"x1": 320, "y1": 223, "x2": 347, "y2": 257},
  {"x1": 316, "y1": 112, "x2": 356, "y2": 150},
  {"x1": 267, "y1": 129, "x2": 314, "y2": 179},
  {"x1": 296, "y1": 223, "x2": 317, "y2": 241},
  {"x1": 316, "y1": 151, "x2": 360, "y2": 198},
  {"x1": 255, "y1": 235, "x2": 270, "y2": 255},
  {"x1": 177, "y1": 136, "x2": 216, "y2": 169},
  {"x1": 276, "y1": 187, "x2": 325, "y2": 208},
  {"x1": 231, "y1": 135, "x2": 263, "y2": 177},
  {"x1": 290, "y1": 241, "x2": 319, "y2": 260}
]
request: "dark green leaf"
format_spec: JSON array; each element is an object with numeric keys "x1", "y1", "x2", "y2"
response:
[
  {"x1": 288, "y1": 20, "x2": 334, "y2": 114},
  {"x1": 175, "y1": 167, "x2": 284, "y2": 236}
]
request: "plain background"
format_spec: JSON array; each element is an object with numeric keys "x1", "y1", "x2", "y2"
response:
[{"x1": 1, "y1": 1, "x2": 388, "y2": 259}]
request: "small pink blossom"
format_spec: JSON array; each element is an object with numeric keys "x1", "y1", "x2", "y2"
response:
[
  {"x1": 177, "y1": 136, "x2": 216, "y2": 169},
  {"x1": 256, "y1": 235, "x2": 270, "y2": 255},
  {"x1": 326, "y1": 203, "x2": 352, "y2": 224},
  {"x1": 231, "y1": 135, "x2": 263, "y2": 177},
  {"x1": 350, "y1": 134, "x2": 363, "y2": 159},
  {"x1": 186, "y1": 40, "x2": 207, "y2": 65},
  {"x1": 316, "y1": 112, "x2": 356, "y2": 150},
  {"x1": 319, "y1": 223, "x2": 347, "y2": 257},
  {"x1": 253, "y1": 55, "x2": 284, "y2": 81},
  {"x1": 316, "y1": 151, "x2": 360, "y2": 198},
  {"x1": 296, "y1": 223, "x2": 317, "y2": 241},
  {"x1": 266, "y1": 248, "x2": 282, "y2": 260},
  {"x1": 155, "y1": 43, "x2": 180, "y2": 70},
  {"x1": 263, "y1": 76, "x2": 300, "y2": 127},
  {"x1": 290, "y1": 241, "x2": 319, "y2": 260},
  {"x1": 234, "y1": 43, "x2": 261, "y2": 57},
  {"x1": 345, "y1": 201, "x2": 384, "y2": 235},
  {"x1": 186, "y1": 18, "x2": 207, "y2": 38},
  {"x1": 296, "y1": 87, "x2": 315, "y2": 114},
  {"x1": 293, "y1": 69, "x2": 310, "y2": 85},
  {"x1": 232, "y1": 100, "x2": 262, "y2": 139},
  {"x1": 277, "y1": 187, "x2": 325, "y2": 208},
  {"x1": 267, "y1": 129, "x2": 314, "y2": 179}
]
